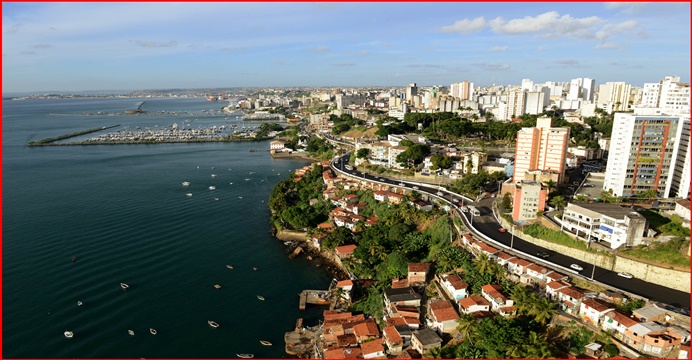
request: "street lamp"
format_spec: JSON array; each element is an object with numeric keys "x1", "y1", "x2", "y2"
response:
[
  {"x1": 510, "y1": 223, "x2": 515, "y2": 249},
  {"x1": 591, "y1": 263, "x2": 596, "y2": 280}
]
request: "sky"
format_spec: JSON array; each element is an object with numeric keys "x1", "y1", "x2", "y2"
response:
[{"x1": 2, "y1": 2, "x2": 690, "y2": 93}]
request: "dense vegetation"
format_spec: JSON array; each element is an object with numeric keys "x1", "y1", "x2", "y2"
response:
[
  {"x1": 448, "y1": 170, "x2": 506, "y2": 198},
  {"x1": 269, "y1": 165, "x2": 331, "y2": 230}
]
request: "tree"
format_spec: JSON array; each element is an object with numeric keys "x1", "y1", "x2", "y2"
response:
[
  {"x1": 501, "y1": 192, "x2": 513, "y2": 212},
  {"x1": 528, "y1": 297, "x2": 557, "y2": 325},
  {"x1": 544, "y1": 180, "x2": 557, "y2": 194},
  {"x1": 455, "y1": 313, "x2": 477, "y2": 345},
  {"x1": 322, "y1": 226, "x2": 352, "y2": 250},
  {"x1": 637, "y1": 189, "x2": 659, "y2": 201},
  {"x1": 473, "y1": 253, "x2": 495, "y2": 276},
  {"x1": 549, "y1": 195, "x2": 567, "y2": 211},
  {"x1": 356, "y1": 148, "x2": 370, "y2": 159}
]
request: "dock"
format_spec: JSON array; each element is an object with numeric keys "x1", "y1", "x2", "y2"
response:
[{"x1": 299, "y1": 290, "x2": 330, "y2": 310}]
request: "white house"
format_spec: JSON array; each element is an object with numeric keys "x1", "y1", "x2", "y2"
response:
[{"x1": 439, "y1": 274, "x2": 469, "y2": 301}]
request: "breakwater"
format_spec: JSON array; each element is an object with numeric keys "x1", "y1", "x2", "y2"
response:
[{"x1": 27, "y1": 125, "x2": 120, "y2": 146}]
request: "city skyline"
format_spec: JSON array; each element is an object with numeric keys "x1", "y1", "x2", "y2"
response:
[{"x1": 2, "y1": 2, "x2": 690, "y2": 94}]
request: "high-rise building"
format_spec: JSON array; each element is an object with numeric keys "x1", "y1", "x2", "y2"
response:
[
  {"x1": 406, "y1": 83, "x2": 418, "y2": 102},
  {"x1": 513, "y1": 117, "x2": 570, "y2": 184},
  {"x1": 497, "y1": 89, "x2": 526, "y2": 121},
  {"x1": 604, "y1": 113, "x2": 690, "y2": 198},
  {"x1": 521, "y1": 78, "x2": 534, "y2": 91},
  {"x1": 512, "y1": 180, "x2": 547, "y2": 221},
  {"x1": 524, "y1": 87, "x2": 551, "y2": 115},
  {"x1": 568, "y1": 78, "x2": 595, "y2": 102},
  {"x1": 450, "y1": 80, "x2": 474, "y2": 100},
  {"x1": 639, "y1": 76, "x2": 690, "y2": 115},
  {"x1": 597, "y1": 82, "x2": 632, "y2": 112}
]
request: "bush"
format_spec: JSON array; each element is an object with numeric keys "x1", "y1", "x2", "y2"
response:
[
  {"x1": 603, "y1": 343, "x2": 619, "y2": 357},
  {"x1": 523, "y1": 224, "x2": 590, "y2": 251}
]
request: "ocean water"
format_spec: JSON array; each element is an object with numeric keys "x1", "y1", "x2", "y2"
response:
[{"x1": 2, "y1": 97, "x2": 331, "y2": 358}]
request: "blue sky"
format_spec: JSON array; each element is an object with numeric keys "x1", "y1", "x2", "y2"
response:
[{"x1": 2, "y1": 2, "x2": 690, "y2": 93}]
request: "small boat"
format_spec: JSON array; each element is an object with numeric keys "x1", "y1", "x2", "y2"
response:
[
  {"x1": 186, "y1": 193, "x2": 193, "y2": 197},
  {"x1": 260, "y1": 340, "x2": 272, "y2": 346},
  {"x1": 214, "y1": 198, "x2": 220, "y2": 201},
  {"x1": 77, "y1": 301, "x2": 83, "y2": 306},
  {"x1": 71, "y1": 256, "x2": 77, "y2": 262},
  {"x1": 229, "y1": 182, "x2": 233, "y2": 185},
  {"x1": 120, "y1": 283, "x2": 129, "y2": 290},
  {"x1": 252, "y1": 267, "x2": 258, "y2": 271},
  {"x1": 257, "y1": 295, "x2": 265, "y2": 301},
  {"x1": 237, "y1": 354, "x2": 254, "y2": 358},
  {"x1": 226, "y1": 265, "x2": 234, "y2": 269},
  {"x1": 209, "y1": 186, "x2": 216, "y2": 190},
  {"x1": 249, "y1": 172, "x2": 255, "y2": 174},
  {"x1": 208, "y1": 320, "x2": 220, "y2": 328},
  {"x1": 128, "y1": 330, "x2": 135, "y2": 336},
  {"x1": 245, "y1": 178, "x2": 251, "y2": 181},
  {"x1": 64, "y1": 331, "x2": 74, "y2": 338},
  {"x1": 150, "y1": 328, "x2": 157, "y2": 335},
  {"x1": 182, "y1": 181, "x2": 190, "y2": 186},
  {"x1": 211, "y1": 174, "x2": 217, "y2": 178},
  {"x1": 238, "y1": 196, "x2": 243, "y2": 199},
  {"x1": 214, "y1": 284, "x2": 221, "y2": 289},
  {"x1": 211, "y1": 166, "x2": 216, "y2": 169}
]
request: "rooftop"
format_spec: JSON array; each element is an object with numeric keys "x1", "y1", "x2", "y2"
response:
[{"x1": 413, "y1": 328, "x2": 443, "y2": 346}]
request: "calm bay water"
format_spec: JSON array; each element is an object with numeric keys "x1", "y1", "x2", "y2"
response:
[{"x1": 2, "y1": 97, "x2": 331, "y2": 358}]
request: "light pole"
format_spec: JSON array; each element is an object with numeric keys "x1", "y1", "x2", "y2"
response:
[
  {"x1": 510, "y1": 223, "x2": 515, "y2": 249},
  {"x1": 591, "y1": 263, "x2": 596, "y2": 280}
]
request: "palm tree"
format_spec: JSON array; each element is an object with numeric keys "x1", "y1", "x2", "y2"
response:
[
  {"x1": 455, "y1": 313, "x2": 477, "y2": 345},
  {"x1": 549, "y1": 195, "x2": 568, "y2": 211},
  {"x1": 510, "y1": 284, "x2": 532, "y2": 315},
  {"x1": 528, "y1": 297, "x2": 558, "y2": 325},
  {"x1": 427, "y1": 347, "x2": 444, "y2": 359},
  {"x1": 473, "y1": 253, "x2": 494, "y2": 276},
  {"x1": 544, "y1": 179, "x2": 557, "y2": 194}
]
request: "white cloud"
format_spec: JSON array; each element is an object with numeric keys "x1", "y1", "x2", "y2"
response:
[
  {"x1": 311, "y1": 46, "x2": 330, "y2": 52},
  {"x1": 595, "y1": 43, "x2": 619, "y2": 49},
  {"x1": 473, "y1": 63, "x2": 510, "y2": 71},
  {"x1": 489, "y1": 45, "x2": 508, "y2": 51},
  {"x1": 489, "y1": 11, "x2": 603, "y2": 39},
  {"x1": 440, "y1": 16, "x2": 486, "y2": 34},
  {"x1": 332, "y1": 62, "x2": 355, "y2": 67},
  {"x1": 131, "y1": 40, "x2": 178, "y2": 48}
]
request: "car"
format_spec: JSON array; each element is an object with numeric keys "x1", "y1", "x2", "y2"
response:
[
  {"x1": 537, "y1": 251, "x2": 550, "y2": 258},
  {"x1": 437, "y1": 191, "x2": 444, "y2": 196},
  {"x1": 498, "y1": 228, "x2": 507, "y2": 233},
  {"x1": 379, "y1": 178, "x2": 385, "y2": 181},
  {"x1": 399, "y1": 183, "x2": 405, "y2": 186},
  {"x1": 412, "y1": 186, "x2": 419, "y2": 190},
  {"x1": 570, "y1": 264, "x2": 584, "y2": 271},
  {"x1": 617, "y1": 272, "x2": 634, "y2": 279}
]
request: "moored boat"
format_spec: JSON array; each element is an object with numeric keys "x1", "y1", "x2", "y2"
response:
[
  {"x1": 257, "y1": 295, "x2": 265, "y2": 301},
  {"x1": 77, "y1": 301, "x2": 83, "y2": 306},
  {"x1": 182, "y1": 181, "x2": 190, "y2": 186},
  {"x1": 150, "y1": 328, "x2": 157, "y2": 335},
  {"x1": 128, "y1": 330, "x2": 135, "y2": 336},
  {"x1": 236, "y1": 354, "x2": 254, "y2": 358},
  {"x1": 260, "y1": 340, "x2": 272, "y2": 346},
  {"x1": 226, "y1": 265, "x2": 233, "y2": 269},
  {"x1": 214, "y1": 284, "x2": 221, "y2": 289},
  {"x1": 120, "y1": 283, "x2": 129, "y2": 290},
  {"x1": 186, "y1": 193, "x2": 193, "y2": 197},
  {"x1": 209, "y1": 186, "x2": 216, "y2": 190},
  {"x1": 64, "y1": 331, "x2": 74, "y2": 338},
  {"x1": 208, "y1": 320, "x2": 220, "y2": 328}
]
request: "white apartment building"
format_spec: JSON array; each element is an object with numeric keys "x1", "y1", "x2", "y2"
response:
[
  {"x1": 640, "y1": 76, "x2": 690, "y2": 115},
  {"x1": 513, "y1": 117, "x2": 570, "y2": 184},
  {"x1": 525, "y1": 87, "x2": 551, "y2": 115},
  {"x1": 597, "y1": 82, "x2": 632, "y2": 112},
  {"x1": 561, "y1": 202, "x2": 649, "y2": 249},
  {"x1": 568, "y1": 78, "x2": 595, "y2": 102},
  {"x1": 604, "y1": 113, "x2": 690, "y2": 198},
  {"x1": 521, "y1": 78, "x2": 534, "y2": 91}
]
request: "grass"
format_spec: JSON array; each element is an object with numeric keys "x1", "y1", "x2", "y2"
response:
[{"x1": 620, "y1": 237, "x2": 690, "y2": 268}]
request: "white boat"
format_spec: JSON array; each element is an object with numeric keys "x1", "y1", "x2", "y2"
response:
[
  {"x1": 182, "y1": 181, "x2": 190, "y2": 186},
  {"x1": 238, "y1": 196, "x2": 243, "y2": 199},
  {"x1": 64, "y1": 331, "x2": 74, "y2": 338},
  {"x1": 128, "y1": 330, "x2": 135, "y2": 336},
  {"x1": 120, "y1": 283, "x2": 129, "y2": 290},
  {"x1": 150, "y1": 328, "x2": 157, "y2": 335},
  {"x1": 237, "y1": 354, "x2": 254, "y2": 358},
  {"x1": 208, "y1": 320, "x2": 220, "y2": 328},
  {"x1": 186, "y1": 193, "x2": 193, "y2": 197},
  {"x1": 226, "y1": 265, "x2": 234, "y2": 269},
  {"x1": 245, "y1": 178, "x2": 251, "y2": 181},
  {"x1": 209, "y1": 186, "x2": 216, "y2": 190},
  {"x1": 260, "y1": 340, "x2": 272, "y2": 346},
  {"x1": 257, "y1": 295, "x2": 265, "y2": 301},
  {"x1": 77, "y1": 301, "x2": 83, "y2": 306},
  {"x1": 211, "y1": 174, "x2": 217, "y2": 178},
  {"x1": 213, "y1": 198, "x2": 220, "y2": 201}
]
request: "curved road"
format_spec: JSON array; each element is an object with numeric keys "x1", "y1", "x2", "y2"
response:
[{"x1": 329, "y1": 153, "x2": 690, "y2": 312}]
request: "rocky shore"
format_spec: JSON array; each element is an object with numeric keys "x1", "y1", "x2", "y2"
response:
[{"x1": 275, "y1": 229, "x2": 350, "y2": 281}]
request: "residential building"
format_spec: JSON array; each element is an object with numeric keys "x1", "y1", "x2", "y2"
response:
[
  {"x1": 457, "y1": 295, "x2": 491, "y2": 314},
  {"x1": 383, "y1": 326, "x2": 404, "y2": 354},
  {"x1": 512, "y1": 180, "x2": 547, "y2": 221},
  {"x1": 439, "y1": 274, "x2": 469, "y2": 301},
  {"x1": 405, "y1": 83, "x2": 418, "y2": 103},
  {"x1": 384, "y1": 287, "x2": 422, "y2": 308},
  {"x1": 561, "y1": 202, "x2": 649, "y2": 249},
  {"x1": 457, "y1": 151, "x2": 488, "y2": 174},
  {"x1": 427, "y1": 300, "x2": 460, "y2": 334},
  {"x1": 602, "y1": 310, "x2": 639, "y2": 337},
  {"x1": 632, "y1": 304, "x2": 669, "y2": 323},
  {"x1": 513, "y1": 117, "x2": 570, "y2": 184},
  {"x1": 579, "y1": 298, "x2": 615, "y2": 325},
  {"x1": 411, "y1": 329, "x2": 442, "y2": 356},
  {"x1": 360, "y1": 338, "x2": 385, "y2": 359},
  {"x1": 525, "y1": 87, "x2": 551, "y2": 115},
  {"x1": 407, "y1": 263, "x2": 431, "y2": 285},
  {"x1": 480, "y1": 284, "x2": 515, "y2": 315},
  {"x1": 604, "y1": 113, "x2": 690, "y2": 198},
  {"x1": 597, "y1": 82, "x2": 632, "y2": 112},
  {"x1": 568, "y1": 78, "x2": 595, "y2": 102},
  {"x1": 640, "y1": 76, "x2": 690, "y2": 115}
]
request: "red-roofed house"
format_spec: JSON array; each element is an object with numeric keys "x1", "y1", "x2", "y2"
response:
[
  {"x1": 602, "y1": 310, "x2": 639, "y2": 337},
  {"x1": 387, "y1": 192, "x2": 405, "y2": 204},
  {"x1": 373, "y1": 191, "x2": 389, "y2": 202},
  {"x1": 408, "y1": 263, "x2": 431, "y2": 284},
  {"x1": 335, "y1": 245, "x2": 358, "y2": 259},
  {"x1": 494, "y1": 251, "x2": 515, "y2": 266},
  {"x1": 426, "y1": 300, "x2": 460, "y2": 334},
  {"x1": 439, "y1": 274, "x2": 469, "y2": 301},
  {"x1": 337, "y1": 333, "x2": 359, "y2": 348},
  {"x1": 558, "y1": 287, "x2": 585, "y2": 315},
  {"x1": 506, "y1": 258, "x2": 533, "y2": 276},
  {"x1": 360, "y1": 338, "x2": 386, "y2": 359},
  {"x1": 383, "y1": 326, "x2": 404, "y2": 354},
  {"x1": 579, "y1": 298, "x2": 615, "y2": 325},
  {"x1": 461, "y1": 233, "x2": 475, "y2": 247},
  {"x1": 457, "y1": 295, "x2": 491, "y2": 314},
  {"x1": 324, "y1": 188, "x2": 339, "y2": 201},
  {"x1": 391, "y1": 278, "x2": 409, "y2": 289},
  {"x1": 481, "y1": 284, "x2": 514, "y2": 314},
  {"x1": 474, "y1": 242, "x2": 500, "y2": 259},
  {"x1": 353, "y1": 319, "x2": 380, "y2": 342},
  {"x1": 545, "y1": 280, "x2": 571, "y2": 301},
  {"x1": 525, "y1": 263, "x2": 551, "y2": 284},
  {"x1": 336, "y1": 280, "x2": 354, "y2": 300},
  {"x1": 545, "y1": 271, "x2": 568, "y2": 283}
]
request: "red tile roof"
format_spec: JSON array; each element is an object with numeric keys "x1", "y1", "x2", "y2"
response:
[
  {"x1": 383, "y1": 326, "x2": 403, "y2": 346},
  {"x1": 335, "y1": 244, "x2": 357, "y2": 255},
  {"x1": 386, "y1": 317, "x2": 407, "y2": 327},
  {"x1": 526, "y1": 263, "x2": 549, "y2": 274},
  {"x1": 337, "y1": 280, "x2": 354, "y2": 288},
  {"x1": 391, "y1": 278, "x2": 409, "y2": 289},
  {"x1": 458, "y1": 295, "x2": 490, "y2": 310},
  {"x1": 605, "y1": 310, "x2": 639, "y2": 328},
  {"x1": 443, "y1": 274, "x2": 468, "y2": 290},
  {"x1": 481, "y1": 284, "x2": 507, "y2": 302},
  {"x1": 360, "y1": 338, "x2": 384, "y2": 355},
  {"x1": 495, "y1": 251, "x2": 515, "y2": 260},
  {"x1": 353, "y1": 319, "x2": 380, "y2": 338},
  {"x1": 476, "y1": 242, "x2": 499, "y2": 254},
  {"x1": 429, "y1": 300, "x2": 460, "y2": 322},
  {"x1": 546, "y1": 271, "x2": 567, "y2": 280},
  {"x1": 546, "y1": 280, "x2": 571, "y2": 290},
  {"x1": 559, "y1": 287, "x2": 585, "y2": 300},
  {"x1": 582, "y1": 298, "x2": 615, "y2": 313},
  {"x1": 408, "y1": 263, "x2": 431, "y2": 272}
]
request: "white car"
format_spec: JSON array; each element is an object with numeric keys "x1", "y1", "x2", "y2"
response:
[
  {"x1": 617, "y1": 272, "x2": 634, "y2": 279},
  {"x1": 412, "y1": 186, "x2": 419, "y2": 190},
  {"x1": 570, "y1": 264, "x2": 584, "y2": 271}
]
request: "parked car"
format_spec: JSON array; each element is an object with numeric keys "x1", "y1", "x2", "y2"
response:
[
  {"x1": 537, "y1": 251, "x2": 550, "y2": 259},
  {"x1": 498, "y1": 228, "x2": 507, "y2": 233},
  {"x1": 617, "y1": 272, "x2": 634, "y2": 279},
  {"x1": 570, "y1": 264, "x2": 584, "y2": 271}
]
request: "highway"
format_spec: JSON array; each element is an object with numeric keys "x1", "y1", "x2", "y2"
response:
[{"x1": 329, "y1": 152, "x2": 690, "y2": 312}]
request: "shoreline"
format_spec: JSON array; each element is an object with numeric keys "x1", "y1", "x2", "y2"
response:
[{"x1": 275, "y1": 229, "x2": 351, "y2": 281}]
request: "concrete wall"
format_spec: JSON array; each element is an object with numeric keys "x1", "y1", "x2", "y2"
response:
[{"x1": 498, "y1": 216, "x2": 690, "y2": 293}]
